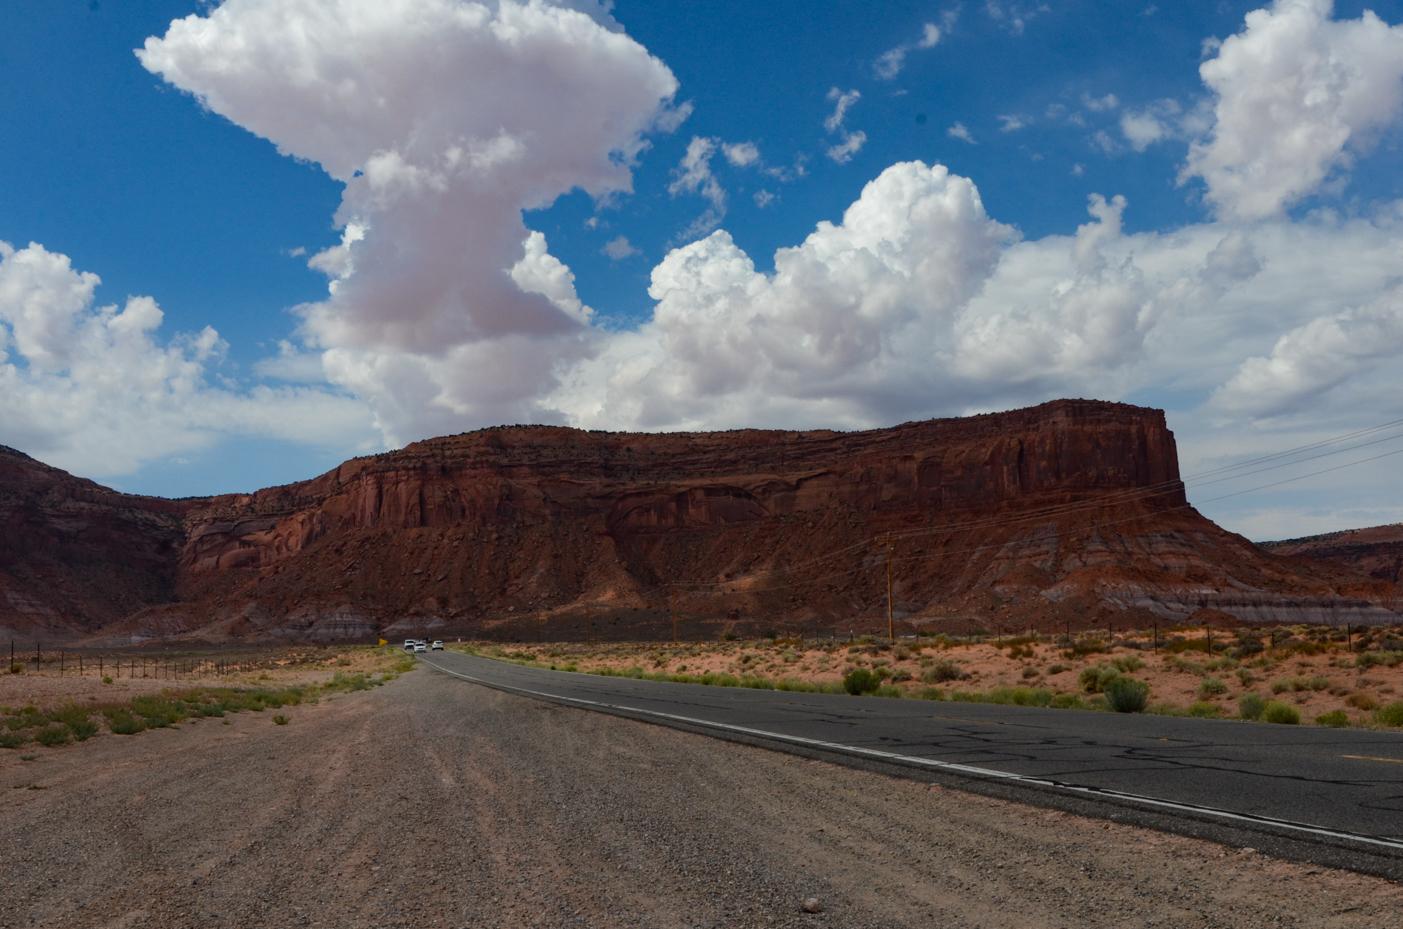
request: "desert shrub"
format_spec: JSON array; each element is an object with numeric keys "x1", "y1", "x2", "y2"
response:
[
  {"x1": 1112, "y1": 656, "x2": 1145, "y2": 673},
  {"x1": 1374, "y1": 702, "x2": 1403, "y2": 727},
  {"x1": 1165, "y1": 655, "x2": 1206, "y2": 674},
  {"x1": 0, "y1": 731, "x2": 26, "y2": 748},
  {"x1": 1353, "y1": 651, "x2": 1403, "y2": 669},
  {"x1": 1315, "y1": 710, "x2": 1349, "y2": 727},
  {"x1": 1236, "y1": 668, "x2": 1254, "y2": 687},
  {"x1": 843, "y1": 668, "x2": 881, "y2": 696},
  {"x1": 272, "y1": 715, "x2": 289, "y2": 725},
  {"x1": 1269, "y1": 679, "x2": 1290, "y2": 694},
  {"x1": 889, "y1": 668, "x2": 912, "y2": 683},
  {"x1": 1047, "y1": 663, "x2": 1070, "y2": 675},
  {"x1": 51, "y1": 704, "x2": 98, "y2": 741},
  {"x1": 983, "y1": 687, "x2": 1053, "y2": 707},
  {"x1": 917, "y1": 687, "x2": 948, "y2": 701},
  {"x1": 101, "y1": 676, "x2": 113, "y2": 685},
  {"x1": 1064, "y1": 640, "x2": 1108, "y2": 658},
  {"x1": 34, "y1": 725, "x2": 70, "y2": 747},
  {"x1": 1186, "y1": 702, "x2": 1222, "y2": 718},
  {"x1": 875, "y1": 684, "x2": 905, "y2": 699},
  {"x1": 1167, "y1": 638, "x2": 1214, "y2": 654},
  {"x1": 1050, "y1": 693, "x2": 1090, "y2": 710},
  {"x1": 1103, "y1": 677, "x2": 1150, "y2": 713},
  {"x1": 1078, "y1": 665, "x2": 1121, "y2": 694},
  {"x1": 922, "y1": 659, "x2": 966, "y2": 683},
  {"x1": 1262, "y1": 701, "x2": 1301, "y2": 725},
  {"x1": 892, "y1": 645, "x2": 911, "y2": 661},
  {"x1": 1346, "y1": 692, "x2": 1380, "y2": 711},
  {"x1": 104, "y1": 709, "x2": 145, "y2": 735},
  {"x1": 1022, "y1": 666, "x2": 1040, "y2": 679},
  {"x1": 131, "y1": 696, "x2": 188, "y2": 727},
  {"x1": 1197, "y1": 677, "x2": 1229, "y2": 699},
  {"x1": 1238, "y1": 693, "x2": 1268, "y2": 720}
]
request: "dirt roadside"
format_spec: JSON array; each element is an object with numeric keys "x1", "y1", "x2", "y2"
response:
[{"x1": 2, "y1": 666, "x2": 1399, "y2": 928}]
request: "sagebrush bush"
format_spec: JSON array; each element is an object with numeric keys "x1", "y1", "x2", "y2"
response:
[
  {"x1": 1315, "y1": 710, "x2": 1349, "y2": 727},
  {"x1": 0, "y1": 731, "x2": 26, "y2": 749},
  {"x1": 1374, "y1": 701, "x2": 1403, "y2": 727},
  {"x1": 1112, "y1": 656, "x2": 1145, "y2": 673},
  {"x1": 1346, "y1": 692, "x2": 1379, "y2": 711},
  {"x1": 1262, "y1": 701, "x2": 1301, "y2": 725},
  {"x1": 1238, "y1": 692, "x2": 1267, "y2": 720},
  {"x1": 34, "y1": 725, "x2": 70, "y2": 747},
  {"x1": 922, "y1": 658, "x2": 965, "y2": 683},
  {"x1": 843, "y1": 668, "x2": 880, "y2": 696},
  {"x1": 1103, "y1": 677, "x2": 1150, "y2": 713},
  {"x1": 1078, "y1": 665, "x2": 1121, "y2": 694},
  {"x1": 1197, "y1": 676, "x2": 1228, "y2": 699},
  {"x1": 1186, "y1": 702, "x2": 1222, "y2": 718}
]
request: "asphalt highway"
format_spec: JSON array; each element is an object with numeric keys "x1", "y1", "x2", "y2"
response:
[{"x1": 422, "y1": 651, "x2": 1403, "y2": 878}]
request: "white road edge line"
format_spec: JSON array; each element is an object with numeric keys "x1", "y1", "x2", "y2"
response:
[{"x1": 424, "y1": 657, "x2": 1403, "y2": 855}]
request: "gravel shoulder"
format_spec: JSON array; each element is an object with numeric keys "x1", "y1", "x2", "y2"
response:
[{"x1": 2, "y1": 666, "x2": 1399, "y2": 928}]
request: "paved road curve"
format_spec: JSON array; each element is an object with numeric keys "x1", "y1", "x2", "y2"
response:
[{"x1": 423, "y1": 651, "x2": 1403, "y2": 876}]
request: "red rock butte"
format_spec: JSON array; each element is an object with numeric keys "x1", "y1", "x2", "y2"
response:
[{"x1": 0, "y1": 399, "x2": 1397, "y2": 644}]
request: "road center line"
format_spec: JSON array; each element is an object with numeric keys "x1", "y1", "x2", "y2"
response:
[
  {"x1": 424, "y1": 657, "x2": 1403, "y2": 856},
  {"x1": 1342, "y1": 754, "x2": 1403, "y2": 764}
]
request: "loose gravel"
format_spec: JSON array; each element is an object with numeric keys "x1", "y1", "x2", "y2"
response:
[{"x1": 1, "y1": 667, "x2": 1398, "y2": 928}]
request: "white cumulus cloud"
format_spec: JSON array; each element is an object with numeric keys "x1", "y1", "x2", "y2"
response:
[
  {"x1": 1182, "y1": 0, "x2": 1403, "y2": 220},
  {"x1": 140, "y1": 0, "x2": 685, "y2": 445},
  {"x1": 874, "y1": 22, "x2": 941, "y2": 80},
  {"x1": 824, "y1": 88, "x2": 867, "y2": 163},
  {"x1": 0, "y1": 240, "x2": 374, "y2": 477}
]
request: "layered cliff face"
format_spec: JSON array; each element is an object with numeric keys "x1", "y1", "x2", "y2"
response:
[
  {"x1": 0, "y1": 446, "x2": 190, "y2": 641},
  {"x1": 1, "y1": 400, "x2": 1397, "y2": 643},
  {"x1": 1263, "y1": 525, "x2": 1403, "y2": 584}
]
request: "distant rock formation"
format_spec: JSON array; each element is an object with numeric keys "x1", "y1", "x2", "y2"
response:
[
  {"x1": 1263, "y1": 524, "x2": 1403, "y2": 585},
  {"x1": 0, "y1": 447, "x2": 190, "y2": 642},
  {"x1": 1, "y1": 400, "x2": 1397, "y2": 643}
]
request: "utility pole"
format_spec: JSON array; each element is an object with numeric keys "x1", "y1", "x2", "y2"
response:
[{"x1": 671, "y1": 587, "x2": 678, "y2": 645}]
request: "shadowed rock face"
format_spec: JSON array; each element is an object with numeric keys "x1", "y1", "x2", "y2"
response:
[
  {"x1": 0, "y1": 400, "x2": 1397, "y2": 643},
  {"x1": 1263, "y1": 525, "x2": 1403, "y2": 584},
  {"x1": 0, "y1": 447, "x2": 190, "y2": 641}
]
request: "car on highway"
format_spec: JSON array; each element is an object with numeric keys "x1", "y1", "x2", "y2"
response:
[
  {"x1": 431, "y1": 640, "x2": 444, "y2": 651},
  {"x1": 404, "y1": 639, "x2": 417, "y2": 651},
  {"x1": 413, "y1": 642, "x2": 427, "y2": 653}
]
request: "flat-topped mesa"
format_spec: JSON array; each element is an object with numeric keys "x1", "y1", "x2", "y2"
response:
[
  {"x1": 179, "y1": 399, "x2": 1185, "y2": 574},
  {"x1": 1, "y1": 399, "x2": 1395, "y2": 643}
]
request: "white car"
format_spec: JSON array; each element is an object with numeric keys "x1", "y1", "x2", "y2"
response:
[
  {"x1": 431, "y1": 640, "x2": 444, "y2": 651},
  {"x1": 413, "y1": 642, "x2": 427, "y2": 653},
  {"x1": 403, "y1": 639, "x2": 417, "y2": 651}
]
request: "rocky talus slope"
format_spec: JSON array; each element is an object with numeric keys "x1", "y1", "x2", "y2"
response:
[
  {"x1": 1262, "y1": 524, "x2": 1403, "y2": 584},
  {"x1": 0, "y1": 400, "x2": 1396, "y2": 643}
]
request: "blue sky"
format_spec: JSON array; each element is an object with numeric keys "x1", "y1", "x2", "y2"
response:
[{"x1": 3, "y1": 0, "x2": 1403, "y2": 539}]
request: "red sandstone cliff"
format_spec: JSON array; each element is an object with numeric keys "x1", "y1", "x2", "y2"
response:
[
  {"x1": 1262, "y1": 525, "x2": 1403, "y2": 584},
  {"x1": 0, "y1": 446, "x2": 191, "y2": 642},
  {"x1": 1, "y1": 400, "x2": 1397, "y2": 644}
]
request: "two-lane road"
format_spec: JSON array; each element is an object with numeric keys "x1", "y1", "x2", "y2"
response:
[{"x1": 424, "y1": 651, "x2": 1403, "y2": 878}]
